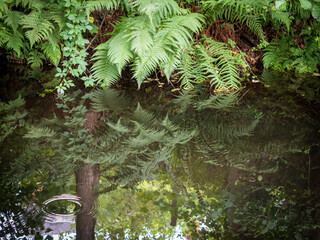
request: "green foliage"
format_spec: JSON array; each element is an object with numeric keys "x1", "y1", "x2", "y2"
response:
[
  {"x1": 24, "y1": 126, "x2": 56, "y2": 138},
  {"x1": 56, "y1": 0, "x2": 96, "y2": 92},
  {"x1": 202, "y1": 0, "x2": 267, "y2": 40},
  {"x1": 0, "y1": 95, "x2": 27, "y2": 142},
  {"x1": 263, "y1": 25, "x2": 320, "y2": 73},
  {"x1": 178, "y1": 37, "x2": 245, "y2": 89},
  {"x1": 91, "y1": 0, "x2": 204, "y2": 88},
  {"x1": 0, "y1": 0, "x2": 64, "y2": 66}
]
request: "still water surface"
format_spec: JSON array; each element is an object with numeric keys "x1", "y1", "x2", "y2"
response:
[{"x1": 1, "y1": 68, "x2": 320, "y2": 239}]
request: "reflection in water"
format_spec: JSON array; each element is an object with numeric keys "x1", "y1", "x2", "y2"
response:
[{"x1": 1, "y1": 70, "x2": 320, "y2": 239}]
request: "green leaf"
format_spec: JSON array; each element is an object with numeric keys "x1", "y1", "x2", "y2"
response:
[
  {"x1": 312, "y1": 3, "x2": 320, "y2": 20},
  {"x1": 300, "y1": 0, "x2": 312, "y2": 10}
]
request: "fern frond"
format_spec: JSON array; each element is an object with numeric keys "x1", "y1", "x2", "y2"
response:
[
  {"x1": 86, "y1": 0, "x2": 120, "y2": 15},
  {"x1": 4, "y1": 10, "x2": 24, "y2": 33},
  {"x1": 270, "y1": 10, "x2": 291, "y2": 31},
  {"x1": 177, "y1": 49, "x2": 199, "y2": 89},
  {"x1": 41, "y1": 32, "x2": 61, "y2": 66},
  {"x1": 202, "y1": 0, "x2": 266, "y2": 40},
  {"x1": 107, "y1": 32, "x2": 134, "y2": 73},
  {"x1": 3, "y1": 110, "x2": 27, "y2": 122},
  {"x1": 133, "y1": 0, "x2": 182, "y2": 23},
  {"x1": 244, "y1": 15, "x2": 265, "y2": 40},
  {"x1": 27, "y1": 49, "x2": 45, "y2": 68},
  {"x1": 24, "y1": 126, "x2": 56, "y2": 138},
  {"x1": 3, "y1": 31, "x2": 24, "y2": 56},
  {"x1": 91, "y1": 89, "x2": 129, "y2": 112},
  {"x1": 161, "y1": 115, "x2": 178, "y2": 132},
  {"x1": 91, "y1": 42, "x2": 120, "y2": 87},
  {"x1": 107, "y1": 119, "x2": 130, "y2": 133},
  {"x1": 46, "y1": 3, "x2": 65, "y2": 30},
  {"x1": 132, "y1": 40, "x2": 169, "y2": 87},
  {"x1": 0, "y1": 1, "x2": 8, "y2": 12},
  {"x1": 168, "y1": 129, "x2": 197, "y2": 145},
  {"x1": 161, "y1": 13, "x2": 204, "y2": 49},
  {"x1": 0, "y1": 95, "x2": 25, "y2": 113},
  {"x1": 131, "y1": 103, "x2": 156, "y2": 125},
  {"x1": 160, "y1": 51, "x2": 182, "y2": 80},
  {"x1": 125, "y1": 15, "x2": 154, "y2": 56},
  {"x1": 205, "y1": 38, "x2": 241, "y2": 89},
  {"x1": 21, "y1": 10, "x2": 55, "y2": 46},
  {"x1": 195, "y1": 92, "x2": 239, "y2": 110},
  {"x1": 132, "y1": 13, "x2": 203, "y2": 87},
  {"x1": 15, "y1": 0, "x2": 38, "y2": 9},
  {"x1": 171, "y1": 90, "x2": 197, "y2": 111},
  {"x1": 126, "y1": 134, "x2": 154, "y2": 148}
]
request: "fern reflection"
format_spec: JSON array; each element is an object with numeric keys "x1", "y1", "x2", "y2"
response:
[{"x1": 1, "y1": 86, "x2": 320, "y2": 239}]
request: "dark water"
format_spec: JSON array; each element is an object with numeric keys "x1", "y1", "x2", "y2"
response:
[{"x1": 1, "y1": 67, "x2": 320, "y2": 240}]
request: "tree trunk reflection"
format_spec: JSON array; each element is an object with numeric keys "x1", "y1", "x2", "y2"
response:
[{"x1": 76, "y1": 163, "x2": 100, "y2": 240}]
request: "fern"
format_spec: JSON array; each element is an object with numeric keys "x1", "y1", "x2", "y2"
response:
[
  {"x1": 41, "y1": 32, "x2": 61, "y2": 66},
  {"x1": 21, "y1": 10, "x2": 55, "y2": 47},
  {"x1": 0, "y1": 95, "x2": 25, "y2": 113},
  {"x1": 108, "y1": 31, "x2": 134, "y2": 73},
  {"x1": 195, "y1": 92, "x2": 239, "y2": 110},
  {"x1": 177, "y1": 37, "x2": 243, "y2": 90},
  {"x1": 1, "y1": 0, "x2": 64, "y2": 67},
  {"x1": 107, "y1": 119, "x2": 131, "y2": 133},
  {"x1": 0, "y1": 95, "x2": 27, "y2": 142},
  {"x1": 91, "y1": 88, "x2": 129, "y2": 112},
  {"x1": 0, "y1": 1, "x2": 8, "y2": 13},
  {"x1": 27, "y1": 49, "x2": 45, "y2": 68},
  {"x1": 92, "y1": 2, "x2": 204, "y2": 88},
  {"x1": 86, "y1": 0, "x2": 120, "y2": 15},
  {"x1": 4, "y1": 10, "x2": 23, "y2": 33},
  {"x1": 125, "y1": 15, "x2": 154, "y2": 56},
  {"x1": 202, "y1": 0, "x2": 266, "y2": 40},
  {"x1": 131, "y1": 103, "x2": 157, "y2": 125},
  {"x1": 263, "y1": 34, "x2": 320, "y2": 73},
  {"x1": 1, "y1": 30, "x2": 25, "y2": 56},
  {"x1": 91, "y1": 42, "x2": 120, "y2": 87},
  {"x1": 24, "y1": 126, "x2": 56, "y2": 138},
  {"x1": 133, "y1": 0, "x2": 183, "y2": 22}
]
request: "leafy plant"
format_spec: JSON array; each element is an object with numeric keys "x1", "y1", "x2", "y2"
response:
[
  {"x1": 0, "y1": 95, "x2": 27, "y2": 142},
  {"x1": 90, "y1": 0, "x2": 204, "y2": 88},
  {"x1": 178, "y1": 37, "x2": 246, "y2": 89},
  {"x1": 0, "y1": 0, "x2": 64, "y2": 66}
]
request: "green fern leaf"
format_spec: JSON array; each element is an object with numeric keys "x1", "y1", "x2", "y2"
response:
[
  {"x1": 271, "y1": 10, "x2": 291, "y2": 31},
  {"x1": 91, "y1": 42, "x2": 120, "y2": 87},
  {"x1": 195, "y1": 92, "x2": 239, "y2": 110},
  {"x1": 86, "y1": 0, "x2": 120, "y2": 14},
  {"x1": 108, "y1": 32, "x2": 134, "y2": 73},
  {"x1": 91, "y1": 89, "x2": 129, "y2": 112},
  {"x1": 41, "y1": 42, "x2": 61, "y2": 66},
  {"x1": 107, "y1": 119, "x2": 131, "y2": 133},
  {"x1": 0, "y1": 1, "x2": 8, "y2": 12},
  {"x1": 0, "y1": 95, "x2": 25, "y2": 113},
  {"x1": 4, "y1": 10, "x2": 24, "y2": 33},
  {"x1": 24, "y1": 126, "x2": 56, "y2": 138},
  {"x1": 204, "y1": 37, "x2": 241, "y2": 89},
  {"x1": 132, "y1": 13, "x2": 203, "y2": 87},
  {"x1": 131, "y1": 103, "x2": 156, "y2": 125},
  {"x1": 3, "y1": 31, "x2": 24, "y2": 56},
  {"x1": 125, "y1": 15, "x2": 154, "y2": 56},
  {"x1": 133, "y1": 0, "x2": 182, "y2": 22},
  {"x1": 27, "y1": 49, "x2": 45, "y2": 68},
  {"x1": 21, "y1": 10, "x2": 55, "y2": 46}
]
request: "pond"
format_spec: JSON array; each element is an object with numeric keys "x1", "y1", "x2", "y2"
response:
[{"x1": 1, "y1": 67, "x2": 320, "y2": 240}]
